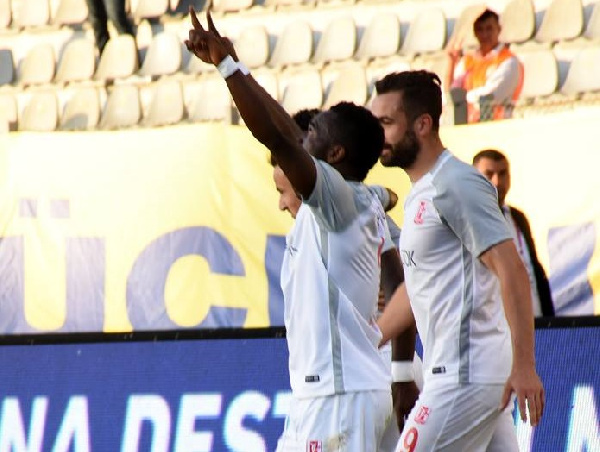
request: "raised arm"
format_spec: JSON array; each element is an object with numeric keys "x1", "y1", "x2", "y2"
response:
[
  {"x1": 185, "y1": 8, "x2": 316, "y2": 198},
  {"x1": 480, "y1": 240, "x2": 544, "y2": 426}
]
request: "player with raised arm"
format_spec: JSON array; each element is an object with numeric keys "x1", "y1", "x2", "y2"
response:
[{"x1": 185, "y1": 10, "x2": 418, "y2": 450}]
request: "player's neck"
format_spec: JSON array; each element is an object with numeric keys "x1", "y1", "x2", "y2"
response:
[{"x1": 405, "y1": 140, "x2": 446, "y2": 183}]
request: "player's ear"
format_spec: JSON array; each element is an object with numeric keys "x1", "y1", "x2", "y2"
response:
[
  {"x1": 327, "y1": 144, "x2": 345, "y2": 164},
  {"x1": 414, "y1": 114, "x2": 432, "y2": 136}
]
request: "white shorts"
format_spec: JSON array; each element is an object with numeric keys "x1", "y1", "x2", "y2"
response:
[
  {"x1": 276, "y1": 390, "x2": 393, "y2": 452},
  {"x1": 395, "y1": 383, "x2": 518, "y2": 452}
]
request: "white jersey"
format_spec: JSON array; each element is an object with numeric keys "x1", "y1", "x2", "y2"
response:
[
  {"x1": 400, "y1": 150, "x2": 514, "y2": 387},
  {"x1": 281, "y1": 158, "x2": 393, "y2": 399}
]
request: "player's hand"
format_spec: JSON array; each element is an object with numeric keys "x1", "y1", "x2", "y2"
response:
[
  {"x1": 392, "y1": 381, "x2": 420, "y2": 432},
  {"x1": 500, "y1": 366, "x2": 544, "y2": 426},
  {"x1": 185, "y1": 8, "x2": 230, "y2": 66},
  {"x1": 446, "y1": 37, "x2": 463, "y2": 61}
]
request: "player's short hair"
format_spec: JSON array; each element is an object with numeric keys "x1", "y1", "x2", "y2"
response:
[
  {"x1": 327, "y1": 102, "x2": 384, "y2": 182},
  {"x1": 472, "y1": 149, "x2": 508, "y2": 165},
  {"x1": 270, "y1": 109, "x2": 321, "y2": 167},
  {"x1": 474, "y1": 8, "x2": 500, "y2": 27},
  {"x1": 375, "y1": 71, "x2": 442, "y2": 131},
  {"x1": 292, "y1": 108, "x2": 321, "y2": 133}
]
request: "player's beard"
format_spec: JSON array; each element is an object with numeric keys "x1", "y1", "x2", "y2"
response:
[{"x1": 380, "y1": 130, "x2": 421, "y2": 169}]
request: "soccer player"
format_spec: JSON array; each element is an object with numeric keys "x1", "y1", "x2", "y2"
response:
[
  {"x1": 371, "y1": 71, "x2": 544, "y2": 451},
  {"x1": 185, "y1": 11, "x2": 417, "y2": 450}
]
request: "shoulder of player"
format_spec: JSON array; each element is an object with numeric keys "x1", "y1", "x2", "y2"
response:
[{"x1": 431, "y1": 156, "x2": 493, "y2": 198}]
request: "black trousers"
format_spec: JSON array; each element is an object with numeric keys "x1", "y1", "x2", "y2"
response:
[{"x1": 85, "y1": 0, "x2": 134, "y2": 53}]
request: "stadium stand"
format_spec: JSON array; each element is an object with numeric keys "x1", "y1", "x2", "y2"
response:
[{"x1": 0, "y1": 0, "x2": 598, "y2": 131}]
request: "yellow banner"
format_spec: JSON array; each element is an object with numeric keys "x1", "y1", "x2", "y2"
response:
[{"x1": 0, "y1": 111, "x2": 598, "y2": 333}]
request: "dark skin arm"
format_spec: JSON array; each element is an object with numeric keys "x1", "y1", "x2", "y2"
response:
[
  {"x1": 380, "y1": 248, "x2": 419, "y2": 432},
  {"x1": 185, "y1": 8, "x2": 316, "y2": 198}
]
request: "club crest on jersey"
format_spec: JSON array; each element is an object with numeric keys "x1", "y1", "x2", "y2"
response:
[
  {"x1": 307, "y1": 440, "x2": 322, "y2": 452},
  {"x1": 414, "y1": 201, "x2": 427, "y2": 224},
  {"x1": 415, "y1": 406, "x2": 431, "y2": 425}
]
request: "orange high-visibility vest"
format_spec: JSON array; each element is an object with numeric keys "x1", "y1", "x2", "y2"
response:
[{"x1": 463, "y1": 45, "x2": 524, "y2": 122}]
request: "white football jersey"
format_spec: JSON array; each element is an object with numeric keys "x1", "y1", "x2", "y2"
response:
[
  {"x1": 281, "y1": 158, "x2": 392, "y2": 398},
  {"x1": 400, "y1": 150, "x2": 514, "y2": 387}
]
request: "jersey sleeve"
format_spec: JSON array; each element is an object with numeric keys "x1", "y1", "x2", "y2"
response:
[
  {"x1": 367, "y1": 185, "x2": 391, "y2": 211},
  {"x1": 385, "y1": 215, "x2": 402, "y2": 250},
  {"x1": 304, "y1": 157, "x2": 359, "y2": 231},
  {"x1": 432, "y1": 168, "x2": 512, "y2": 257}
]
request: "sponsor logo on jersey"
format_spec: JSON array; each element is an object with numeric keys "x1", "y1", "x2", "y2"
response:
[
  {"x1": 305, "y1": 375, "x2": 320, "y2": 383},
  {"x1": 401, "y1": 250, "x2": 417, "y2": 268},
  {"x1": 432, "y1": 366, "x2": 446, "y2": 374},
  {"x1": 415, "y1": 406, "x2": 431, "y2": 425},
  {"x1": 414, "y1": 201, "x2": 427, "y2": 224},
  {"x1": 307, "y1": 440, "x2": 322, "y2": 452}
]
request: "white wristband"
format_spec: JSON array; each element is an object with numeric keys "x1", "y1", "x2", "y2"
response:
[
  {"x1": 217, "y1": 55, "x2": 250, "y2": 79},
  {"x1": 391, "y1": 361, "x2": 414, "y2": 383}
]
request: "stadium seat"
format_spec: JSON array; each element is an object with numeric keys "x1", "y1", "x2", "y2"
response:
[
  {"x1": 252, "y1": 69, "x2": 279, "y2": 100},
  {"x1": 211, "y1": 0, "x2": 253, "y2": 14},
  {"x1": 138, "y1": 32, "x2": 181, "y2": 78},
  {"x1": 143, "y1": 80, "x2": 184, "y2": 127},
  {"x1": 279, "y1": 68, "x2": 322, "y2": 113},
  {"x1": 14, "y1": 0, "x2": 50, "y2": 28},
  {"x1": 584, "y1": 1, "x2": 600, "y2": 40},
  {"x1": 99, "y1": 85, "x2": 141, "y2": 129},
  {"x1": 0, "y1": 49, "x2": 14, "y2": 86},
  {"x1": 535, "y1": 0, "x2": 583, "y2": 43},
  {"x1": 264, "y1": 0, "x2": 314, "y2": 9},
  {"x1": 313, "y1": 16, "x2": 356, "y2": 66},
  {"x1": 55, "y1": 39, "x2": 96, "y2": 84},
  {"x1": 560, "y1": 45, "x2": 600, "y2": 95},
  {"x1": 448, "y1": 3, "x2": 487, "y2": 50},
  {"x1": 60, "y1": 87, "x2": 101, "y2": 130},
  {"x1": 366, "y1": 57, "x2": 411, "y2": 92},
  {"x1": 401, "y1": 8, "x2": 446, "y2": 56},
  {"x1": 94, "y1": 35, "x2": 138, "y2": 82},
  {"x1": 515, "y1": 48, "x2": 558, "y2": 98},
  {"x1": 53, "y1": 0, "x2": 88, "y2": 26},
  {"x1": 354, "y1": 13, "x2": 401, "y2": 61},
  {"x1": 185, "y1": 76, "x2": 233, "y2": 123},
  {"x1": 323, "y1": 63, "x2": 367, "y2": 109},
  {"x1": 134, "y1": 0, "x2": 169, "y2": 20},
  {"x1": 184, "y1": 52, "x2": 216, "y2": 76},
  {"x1": 18, "y1": 44, "x2": 56, "y2": 87},
  {"x1": 0, "y1": 92, "x2": 17, "y2": 131},
  {"x1": 20, "y1": 91, "x2": 58, "y2": 132},
  {"x1": 0, "y1": 0, "x2": 11, "y2": 29},
  {"x1": 499, "y1": 0, "x2": 535, "y2": 44},
  {"x1": 268, "y1": 20, "x2": 313, "y2": 68},
  {"x1": 235, "y1": 25, "x2": 270, "y2": 69},
  {"x1": 412, "y1": 52, "x2": 449, "y2": 90}
]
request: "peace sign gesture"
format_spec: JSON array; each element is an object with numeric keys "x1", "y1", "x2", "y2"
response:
[{"x1": 184, "y1": 7, "x2": 235, "y2": 66}]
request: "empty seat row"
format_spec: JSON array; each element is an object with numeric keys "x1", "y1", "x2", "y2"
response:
[{"x1": 0, "y1": 0, "x2": 186, "y2": 30}]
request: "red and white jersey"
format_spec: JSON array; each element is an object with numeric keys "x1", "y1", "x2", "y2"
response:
[
  {"x1": 281, "y1": 158, "x2": 392, "y2": 398},
  {"x1": 400, "y1": 150, "x2": 514, "y2": 387}
]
